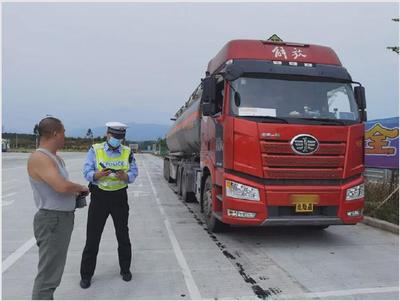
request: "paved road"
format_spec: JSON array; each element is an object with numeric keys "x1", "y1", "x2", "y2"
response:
[{"x1": 2, "y1": 152, "x2": 399, "y2": 300}]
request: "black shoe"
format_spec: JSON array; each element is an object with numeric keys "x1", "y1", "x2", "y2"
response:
[
  {"x1": 120, "y1": 271, "x2": 132, "y2": 282},
  {"x1": 80, "y1": 278, "x2": 91, "y2": 289}
]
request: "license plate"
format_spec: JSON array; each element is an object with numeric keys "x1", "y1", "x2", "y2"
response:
[
  {"x1": 290, "y1": 194, "x2": 319, "y2": 213},
  {"x1": 295, "y1": 202, "x2": 314, "y2": 212}
]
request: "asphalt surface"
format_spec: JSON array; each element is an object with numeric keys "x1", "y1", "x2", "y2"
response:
[{"x1": 2, "y1": 152, "x2": 399, "y2": 300}]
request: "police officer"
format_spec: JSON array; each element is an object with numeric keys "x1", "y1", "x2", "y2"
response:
[{"x1": 80, "y1": 122, "x2": 138, "y2": 289}]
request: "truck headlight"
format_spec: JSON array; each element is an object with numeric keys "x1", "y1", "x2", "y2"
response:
[
  {"x1": 346, "y1": 184, "x2": 365, "y2": 201},
  {"x1": 226, "y1": 180, "x2": 260, "y2": 201}
]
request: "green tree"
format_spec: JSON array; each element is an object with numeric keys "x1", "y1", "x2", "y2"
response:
[
  {"x1": 86, "y1": 128, "x2": 94, "y2": 145},
  {"x1": 156, "y1": 137, "x2": 168, "y2": 156},
  {"x1": 33, "y1": 124, "x2": 39, "y2": 148}
]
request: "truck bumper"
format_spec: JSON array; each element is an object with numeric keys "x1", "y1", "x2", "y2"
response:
[
  {"x1": 221, "y1": 172, "x2": 364, "y2": 226},
  {"x1": 261, "y1": 217, "x2": 344, "y2": 226}
]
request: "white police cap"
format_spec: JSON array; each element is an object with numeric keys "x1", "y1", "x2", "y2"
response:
[
  {"x1": 106, "y1": 121, "x2": 128, "y2": 138},
  {"x1": 105, "y1": 121, "x2": 128, "y2": 130}
]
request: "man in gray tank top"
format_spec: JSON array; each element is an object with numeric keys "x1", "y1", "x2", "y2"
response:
[{"x1": 27, "y1": 117, "x2": 89, "y2": 300}]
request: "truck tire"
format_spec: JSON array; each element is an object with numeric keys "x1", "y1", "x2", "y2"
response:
[
  {"x1": 163, "y1": 158, "x2": 170, "y2": 181},
  {"x1": 182, "y1": 169, "x2": 195, "y2": 202},
  {"x1": 202, "y1": 176, "x2": 227, "y2": 232},
  {"x1": 177, "y1": 167, "x2": 183, "y2": 196},
  {"x1": 163, "y1": 158, "x2": 173, "y2": 183}
]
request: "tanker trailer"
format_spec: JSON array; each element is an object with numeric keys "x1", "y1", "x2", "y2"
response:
[{"x1": 164, "y1": 86, "x2": 202, "y2": 202}]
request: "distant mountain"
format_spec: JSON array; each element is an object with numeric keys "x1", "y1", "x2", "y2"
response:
[{"x1": 68, "y1": 122, "x2": 170, "y2": 141}]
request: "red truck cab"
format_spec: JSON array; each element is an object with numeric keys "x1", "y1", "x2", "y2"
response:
[{"x1": 199, "y1": 39, "x2": 367, "y2": 231}]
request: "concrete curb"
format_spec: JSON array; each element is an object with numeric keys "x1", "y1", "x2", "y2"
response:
[{"x1": 362, "y1": 216, "x2": 399, "y2": 234}]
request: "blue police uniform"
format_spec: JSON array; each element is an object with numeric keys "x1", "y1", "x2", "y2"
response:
[{"x1": 80, "y1": 122, "x2": 138, "y2": 287}]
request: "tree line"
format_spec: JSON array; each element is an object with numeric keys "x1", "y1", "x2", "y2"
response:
[
  {"x1": 2, "y1": 130, "x2": 166, "y2": 153},
  {"x1": 2, "y1": 132, "x2": 107, "y2": 151}
]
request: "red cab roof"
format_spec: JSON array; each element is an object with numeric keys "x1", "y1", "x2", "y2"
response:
[{"x1": 207, "y1": 39, "x2": 342, "y2": 74}]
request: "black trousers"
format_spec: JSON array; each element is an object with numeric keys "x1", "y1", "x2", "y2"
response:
[{"x1": 80, "y1": 185, "x2": 131, "y2": 279}]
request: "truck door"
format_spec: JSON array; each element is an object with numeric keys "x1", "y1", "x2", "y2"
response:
[{"x1": 201, "y1": 80, "x2": 224, "y2": 168}]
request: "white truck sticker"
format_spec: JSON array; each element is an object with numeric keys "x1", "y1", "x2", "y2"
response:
[{"x1": 238, "y1": 107, "x2": 277, "y2": 117}]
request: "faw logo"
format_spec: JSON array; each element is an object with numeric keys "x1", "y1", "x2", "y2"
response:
[{"x1": 290, "y1": 134, "x2": 319, "y2": 155}]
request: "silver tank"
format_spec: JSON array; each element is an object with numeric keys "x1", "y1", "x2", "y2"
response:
[{"x1": 166, "y1": 98, "x2": 201, "y2": 155}]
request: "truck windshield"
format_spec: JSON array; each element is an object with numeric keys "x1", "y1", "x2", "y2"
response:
[{"x1": 230, "y1": 77, "x2": 360, "y2": 123}]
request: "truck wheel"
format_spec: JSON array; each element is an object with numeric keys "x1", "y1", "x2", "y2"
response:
[
  {"x1": 163, "y1": 159, "x2": 170, "y2": 181},
  {"x1": 182, "y1": 169, "x2": 195, "y2": 202},
  {"x1": 203, "y1": 176, "x2": 227, "y2": 232},
  {"x1": 177, "y1": 167, "x2": 183, "y2": 196},
  {"x1": 163, "y1": 158, "x2": 174, "y2": 183}
]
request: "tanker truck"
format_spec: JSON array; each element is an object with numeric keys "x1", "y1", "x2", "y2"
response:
[{"x1": 164, "y1": 37, "x2": 367, "y2": 232}]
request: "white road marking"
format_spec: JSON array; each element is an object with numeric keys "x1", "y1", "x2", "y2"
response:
[
  {"x1": 143, "y1": 160, "x2": 201, "y2": 300},
  {"x1": 2, "y1": 199, "x2": 15, "y2": 206},
  {"x1": 2, "y1": 192, "x2": 16, "y2": 198},
  {"x1": 2, "y1": 237, "x2": 36, "y2": 273},
  {"x1": 274, "y1": 286, "x2": 399, "y2": 299}
]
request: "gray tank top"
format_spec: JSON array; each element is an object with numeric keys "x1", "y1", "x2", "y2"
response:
[{"x1": 29, "y1": 148, "x2": 75, "y2": 211}]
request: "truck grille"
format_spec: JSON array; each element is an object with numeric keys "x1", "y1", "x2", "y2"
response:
[{"x1": 260, "y1": 141, "x2": 346, "y2": 179}]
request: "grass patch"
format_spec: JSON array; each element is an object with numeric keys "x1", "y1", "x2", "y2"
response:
[{"x1": 364, "y1": 181, "x2": 399, "y2": 225}]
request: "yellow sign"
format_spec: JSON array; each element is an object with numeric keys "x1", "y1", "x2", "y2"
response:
[
  {"x1": 267, "y1": 34, "x2": 283, "y2": 42},
  {"x1": 290, "y1": 194, "x2": 319, "y2": 213},
  {"x1": 295, "y1": 203, "x2": 314, "y2": 213},
  {"x1": 365, "y1": 123, "x2": 399, "y2": 155}
]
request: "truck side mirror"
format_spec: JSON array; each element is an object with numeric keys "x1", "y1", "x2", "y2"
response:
[
  {"x1": 354, "y1": 86, "x2": 367, "y2": 121},
  {"x1": 234, "y1": 91, "x2": 241, "y2": 107},
  {"x1": 360, "y1": 110, "x2": 367, "y2": 122},
  {"x1": 201, "y1": 76, "x2": 217, "y2": 116},
  {"x1": 354, "y1": 86, "x2": 366, "y2": 109}
]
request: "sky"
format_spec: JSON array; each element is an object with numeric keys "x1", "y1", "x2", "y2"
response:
[{"x1": 3, "y1": 2, "x2": 399, "y2": 134}]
